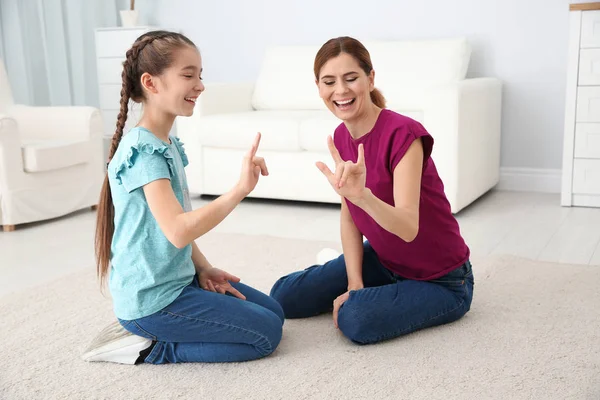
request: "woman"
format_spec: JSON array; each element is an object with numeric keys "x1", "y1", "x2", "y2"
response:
[{"x1": 270, "y1": 36, "x2": 473, "y2": 345}]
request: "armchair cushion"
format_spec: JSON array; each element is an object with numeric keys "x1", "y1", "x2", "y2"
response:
[
  {"x1": 10, "y1": 105, "x2": 101, "y2": 141},
  {"x1": 21, "y1": 139, "x2": 92, "y2": 172}
]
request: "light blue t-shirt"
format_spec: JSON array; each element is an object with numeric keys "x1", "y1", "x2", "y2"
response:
[{"x1": 107, "y1": 127, "x2": 195, "y2": 320}]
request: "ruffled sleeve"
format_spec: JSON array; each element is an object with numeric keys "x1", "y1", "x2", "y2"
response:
[
  {"x1": 112, "y1": 131, "x2": 175, "y2": 193},
  {"x1": 171, "y1": 136, "x2": 189, "y2": 167}
]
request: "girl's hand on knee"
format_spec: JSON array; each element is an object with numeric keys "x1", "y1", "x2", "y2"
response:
[
  {"x1": 199, "y1": 267, "x2": 246, "y2": 300},
  {"x1": 332, "y1": 291, "x2": 351, "y2": 328},
  {"x1": 236, "y1": 132, "x2": 268, "y2": 196}
]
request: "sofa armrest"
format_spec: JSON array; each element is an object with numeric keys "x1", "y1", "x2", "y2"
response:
[
  {"x1": 0, "y1": 114, "x2": 24, "y2": 189},
  {"x1": 421, "y1": 78, "x2": 502, "y2": 212},
  {"x1": 9, "y1": 105, "x2": 103, "y2": 142}
]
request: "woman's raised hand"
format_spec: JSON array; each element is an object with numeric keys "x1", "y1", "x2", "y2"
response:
[{"x1": 316, "y1": 135, "x2": 367, "y2": 203}]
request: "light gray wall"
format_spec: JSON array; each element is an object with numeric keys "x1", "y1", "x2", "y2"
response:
[{"x1": 120, "y1": 0, "x2": 579, "y2": 170}]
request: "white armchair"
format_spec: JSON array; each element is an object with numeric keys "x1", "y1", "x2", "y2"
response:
[{"x1": 0, "y1": 59, "x2": 104, "y2": 231}]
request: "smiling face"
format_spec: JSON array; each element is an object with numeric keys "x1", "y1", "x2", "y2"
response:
[
  {"x1": 143, "y1": 45, "x2": 205, "y2": 118},
  {"x1": 316, "y1": 52, "x2": 375, "y2": 122}
]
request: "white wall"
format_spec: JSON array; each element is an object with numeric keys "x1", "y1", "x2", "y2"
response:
[{"x1": 122, "y1": 0, "x2": 577, "y2": 173}]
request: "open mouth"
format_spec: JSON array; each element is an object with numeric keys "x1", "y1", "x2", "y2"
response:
[
  {"x1": 184, "y1": 97, "x2": 197, "y2": 105},
  {"x1": 333, "y1": 98, "x2": 355, "y2": 109}
]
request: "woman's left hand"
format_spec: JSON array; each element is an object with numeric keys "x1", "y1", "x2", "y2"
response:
[
  {"x1": 332, "y1": 291, "x2": 350, "y2": 328},
  {"x1": 199, "y1": 268, "x2": 246, "y2": 300},
  {"x1": 316, "y1": 135, "x2": 367, "y2": 204}
]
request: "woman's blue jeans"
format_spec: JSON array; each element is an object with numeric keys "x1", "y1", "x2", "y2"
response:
[{"x1": 270, "y1": 242, "x2": 473, "y2": 344}]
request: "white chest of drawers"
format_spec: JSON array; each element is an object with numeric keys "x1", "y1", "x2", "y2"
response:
[
  {"x1": 94, "y1": 26, "x2": 154, "y2": 160},
  {"x1": 562, "y1": 4, "x2": 600, "y2": 208}
]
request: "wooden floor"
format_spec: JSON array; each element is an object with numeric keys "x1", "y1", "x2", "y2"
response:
[
  {"x1": 457, "y1": 190, "x2": 600, "y2": 265},
  {"x1": 1, "y1": 189, "x2": 599, "y2": 296}
]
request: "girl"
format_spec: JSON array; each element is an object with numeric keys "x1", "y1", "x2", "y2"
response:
[
  {"x1": 82, "y1": 30, "x2": 284, "y2": 364},
  {"x1": 270, "y1": 37, "x2": 474, "y2": 345}
]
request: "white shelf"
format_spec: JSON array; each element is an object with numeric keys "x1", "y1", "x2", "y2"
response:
[{"x1": 562, "y1": 10, "x2": 600, "y2": 207}]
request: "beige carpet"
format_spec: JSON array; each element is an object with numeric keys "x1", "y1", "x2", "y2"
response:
[{"x1": 1, "y1": 232, "x2": 599, "y2": 400}]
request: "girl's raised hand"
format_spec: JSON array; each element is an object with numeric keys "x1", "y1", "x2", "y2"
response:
[{"x1": 236, "y1": 132, "x2": 268, "y2": 196}]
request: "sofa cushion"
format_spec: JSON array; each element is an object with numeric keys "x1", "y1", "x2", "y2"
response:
[
  {"x1": 22, "y1": 139, "x2": 92, "y2": 173},
  {"x1": 299, "y1": 110, "x2": 424, "y2": 152},
  {"x1": 298, "y1": 113, "x2": 342, "y2": 152},
  {"x1": 198, "y1": 109, "x2": 426, "y2": 153},
  {"x1": 365, "y1": 38, "x2": 471, "y2": 109},
  {"x1": 252, "y1": 38, "x2": 471, "y2": 112},
  {"x1": 198, "y1": 111, "x2": 330, "y2": 151},
  {"x1": 366, "y1": 38, "x2": 470, "y2": 87},
  {"x1": 387, "y1": 110, "x2": 424, "y2": 124},
  {"x1": 251, "y1": 45, "x2": 325, "y2": 111}
]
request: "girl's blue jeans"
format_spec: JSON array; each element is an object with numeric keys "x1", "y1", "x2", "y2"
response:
[{"x1": 119, "y1": 276, "x2": 284, "y2": 364}]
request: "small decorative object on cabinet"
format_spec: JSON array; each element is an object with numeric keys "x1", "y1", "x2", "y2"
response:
[{"x1": 120, "y1": 0, "x2": 138, "y2": 27}]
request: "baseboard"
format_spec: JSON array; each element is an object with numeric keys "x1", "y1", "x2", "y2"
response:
[{"x1": 497, "y1": 167, "x2": 562, "y2": 193}]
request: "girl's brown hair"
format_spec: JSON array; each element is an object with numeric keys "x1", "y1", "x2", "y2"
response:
[
  {"x1": 314, "y1": 36, "x2": 386, "y2": 109},
  {"x1": 95, "y1": 30, "x2": 196, "y2": 287}
]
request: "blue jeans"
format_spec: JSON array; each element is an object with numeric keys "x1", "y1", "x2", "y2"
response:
[
  {"x1": 119, "y1": 277, "x2": 284, "y2": 364},
  {"x1": 270, "y1": 242, "x2": 473, "y2": 344}
]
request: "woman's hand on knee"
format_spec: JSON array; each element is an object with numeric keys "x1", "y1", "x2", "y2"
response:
[{"x1": 333, "y1": 291, "x2": 351, "y2": 328}]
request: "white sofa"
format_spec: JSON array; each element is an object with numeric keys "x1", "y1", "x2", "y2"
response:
[
  {"x1": 0, "y1": 60, "x2": 104, "y2": 231},
  {"x1": 176, "y1": 38, "x2": 502, "y2": 213}
]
